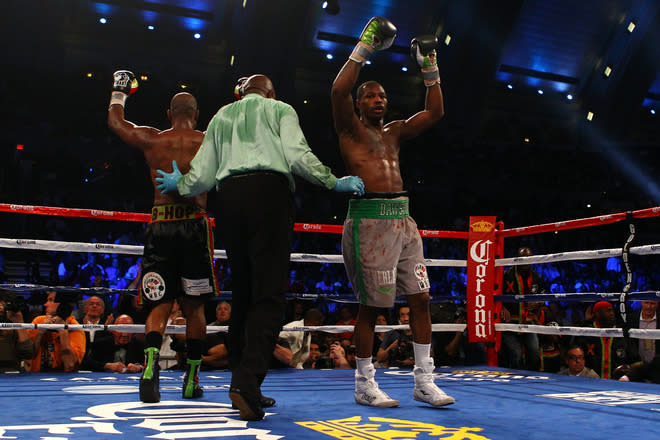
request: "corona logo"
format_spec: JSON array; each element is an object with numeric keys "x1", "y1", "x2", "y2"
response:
[
  {"x1": 91, "y1": 210, "x2": 113, "y2": 216},
  {"x1": 298, "y1": 416, "x2": 491, "y2": 440},
  {"x1": 470, "y1": 221, "x2": 494, "y2": 232},
  {"x1": 469, "y1": 239, "x2": 492, "y2": 339},
  {"x1": 302, "y1": 223, "x2": 321, "y2": 230},
  {"x1": 10, "y1": 204, "x2": 33, "y2": 211}
]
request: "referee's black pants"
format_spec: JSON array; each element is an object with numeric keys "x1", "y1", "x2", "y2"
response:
[{"x1": 214, "y1": 172, "x2": 294, "y2": 390}]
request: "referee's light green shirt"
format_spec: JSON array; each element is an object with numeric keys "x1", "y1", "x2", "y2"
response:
[{"x1": 177, "y1": 93, "x2": 338, "y2": 196}]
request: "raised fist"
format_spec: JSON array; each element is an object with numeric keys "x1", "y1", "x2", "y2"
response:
[
  {"x1": 112, "y1": 70, "x2": 138, "y2": 96},
  {"x1": 350, "y1": 17, "x2": 397, "y2": 64},
  {"x1": 411, "y1": 35, "x2": 440, "y2": 87},
  {"x1": 359, "y1": 17, "x2": 397, "y2": 51}
]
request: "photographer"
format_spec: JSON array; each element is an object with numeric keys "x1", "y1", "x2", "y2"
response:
[
  {"x1": 376, "y1": 306, "x2": 415, "y2": 368},
  {"x1": 0, "y1": 296, "x2": 34, "y2": 372},
  {"x1": 431, "y1": 303, "x2": 467, "y2": 366},
  {"x1": 27, "y1": 291, "x2": 86, "y2": 372}
]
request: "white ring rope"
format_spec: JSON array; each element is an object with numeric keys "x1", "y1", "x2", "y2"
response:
[
  {"x1": 3, "y1": 237, "x2": 660, "y2": 267},
  {"x1": 0, "y1": 323, "x2": 464, "y2": 334},
  {"x1": 2, "y1": 322, "x2": 659, "y2": 339}
]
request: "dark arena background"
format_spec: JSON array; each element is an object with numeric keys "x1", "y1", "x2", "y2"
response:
[{"x1": 1, "y1": 1, "x2": 659, "y2": 439}]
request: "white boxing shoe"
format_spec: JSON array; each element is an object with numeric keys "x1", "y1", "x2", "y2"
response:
[
  {"x1": 413, "y1": 358, "x2": 455, "y2": 407},
  {"x1": 354, "y1": 364, "x2": 399, "y2": 408}
]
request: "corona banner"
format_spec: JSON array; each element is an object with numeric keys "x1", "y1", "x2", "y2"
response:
[{"x1": 466, "y1": 216, "x2": 496, "y2": 342}]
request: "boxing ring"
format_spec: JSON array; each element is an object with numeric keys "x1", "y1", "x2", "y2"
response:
[{"x1": 1, "y1": 203, "x2": 660, "y2": 439}]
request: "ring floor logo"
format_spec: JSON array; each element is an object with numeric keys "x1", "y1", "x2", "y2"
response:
[
  {"x1": 385, "y1": 369, "x2": 551, "y2": 383},
  {"x1": 297, "y1": 416, "x2": 492, "y2": 440},
  {"x1": 540, "y1": 390, "x2": 660, "y2": 406},
  {"x1": 0, "y1": 398, "x2": 283, "y2": 439}
]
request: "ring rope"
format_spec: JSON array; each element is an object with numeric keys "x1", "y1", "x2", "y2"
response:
[
  {"x1": 1, "y1": 281, "x2": 659, "y2": 304},
  {"x1": 3, "y1": 322, "x2": 659, "y2": 339},
  {"x1": 2, "y1": 238, "x2": 660, "y2": 268},
  {"x1": 0, "y1": 203, "x2": 467, "y2": 239},
  {"x1": 498, "y1": 206, "x2": 660, "y2": 238}
]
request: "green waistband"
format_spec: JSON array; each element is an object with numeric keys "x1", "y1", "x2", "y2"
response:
[{"x1": 347, "y1": 198, "x2": 410, "y2": 219}]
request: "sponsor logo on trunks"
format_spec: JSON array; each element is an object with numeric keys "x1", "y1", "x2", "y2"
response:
[
  {"x1": 0, "y1": 399, "x2": 278, "y2": 438},
  {"x1": 142, "y1": 272, "x2": 166, "y2": 301},
  {"x1": 152, "y1": 205, "x2": 196, "y2": 221},
  {"x1": 376, "y1": 269, "x2": 396, "y2": 286},
  {"x1": 414, "y1": 263, "x2": 430, "y2": 290},
  {"x1": 379, "y1": 202, "x2": 407, "y2": 216},
  {"x1": 540, "y1": 390, "x2": 660, "y2": 406},
  {"x1": 298, "y1": 416, "x2": 491, "y2": 440},
  {"x1": 385, "y1": 369, "x2": 550, "y2": 383},
  {"x1": 182, "y1": 277, "x2": 212, "y2": 295}
]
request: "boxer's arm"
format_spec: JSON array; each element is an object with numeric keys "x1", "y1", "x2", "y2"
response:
[
  {"x1": 395, "y1": 84, "x2": 444, "y2": 141},
  {"x1": 107, "y1": 70, "x2": 159, "y2": 149},
  {"x1": 331, "y1": 60, "x2": 362, "y2": 136},
  {"x1": 332, "y1": 17, "x2": 397, "y2": 136},
  {"x1": 395, "y1": 36, "x2": 445, "y2": 141},
  {"x1": 108, "y1": 100, "x2": 160, "y2": 150}
]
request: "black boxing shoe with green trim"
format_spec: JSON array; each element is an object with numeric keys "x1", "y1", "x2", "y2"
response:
[
  {"x1": 182, "y1": 358, "x2": 203, "y2": 399},
  {"x1": 140, "y1": 347, "x2": 161, "y2": 403}
]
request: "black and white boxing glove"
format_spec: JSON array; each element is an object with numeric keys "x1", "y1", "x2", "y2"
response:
[{"x1": 110, "y1": 70, "x2": 138, "y2": 107}]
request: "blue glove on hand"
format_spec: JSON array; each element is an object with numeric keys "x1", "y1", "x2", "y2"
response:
[
  {"x1": 155, "y1": 160, "x2": 183, "y2": 194},
  {"x1": 334, "y1": 176, "x2": 365, "y2": 196}
]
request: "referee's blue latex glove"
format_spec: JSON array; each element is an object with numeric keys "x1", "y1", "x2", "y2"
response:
[
  {"x1": 334, "y1": 176, "x2": 365, "y2": 196},
  {"x1": 155, "y1": 160, "x2": 183, "y2": 194}
]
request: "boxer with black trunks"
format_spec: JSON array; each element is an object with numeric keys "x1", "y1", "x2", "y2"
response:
[
  {"x1": 331, "y1": 17, "x2": 455, "y2": 407},
  {"x1": 107, "y1": 71, "x2": 217, "y2": 403}
]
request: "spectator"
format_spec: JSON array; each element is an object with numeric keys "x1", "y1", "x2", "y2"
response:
[
  {"x1": 203, "y1": 302, "x2": 231, "y2": 370},
  {"x1": 105, "y1": 257, "x2": 127, "y2": 289},
  {"x1": 630, "y1": 300, "x2": 658, "y2": 364},
  {"x1": 329, "y1": 340, "x2": 356, "y2": 369},
  {"x1": 81, "y1": 295, "x2": 113, "y2": 326},
  {"x1": 500, "y1": 247, "x2": 546, "y2": 371},
  {"x1": 335, "y1": 305, "x2": 356, "y2": 343},
  {"x1": 558, "y1": 345, "x2": 599, "y2": 378},
  {"x1": 314, "y1": 272, "x2": 334, "y2": 293},
  {"x1": 618, "y1": 354, "x2": 660, "y2": 384},
  {"x1": 81, "y1": 314, "x2": 144, "y2": 373},
  {"x1": 377, "y1": 306, "x2": 415, "y2": 368},
  {"x1": 302, "y1": 339, "x2": 322, "y2": 369},
  {"x1": 77, "y1": 253, "x2": 106, "y2": 288},
  {"x1": 0, "y1": 297, "x2": 34, "y2": 371},
  {"x1": 572, "y1": 301, "x2": 641, "y2": 379},
  {"x1": 209, "y1": 301, "x2": 231, "y2": 326},
  {"x1": 27, "y1": 291, "x2": 86, "y2": 372},
  {"x1": 372, "y1": 313, "x2": 388, "y2": 360},
  {"x1": 431, "y1": 303, "x2": 466, "y2": 367},
  {"x1": 287, "y1": 270, "x2": 306, "y2": 294}
]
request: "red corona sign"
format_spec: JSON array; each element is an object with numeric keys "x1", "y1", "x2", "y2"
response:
[{"x1": 466, "y1": 216, "x2": 496, "y2": 342}]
